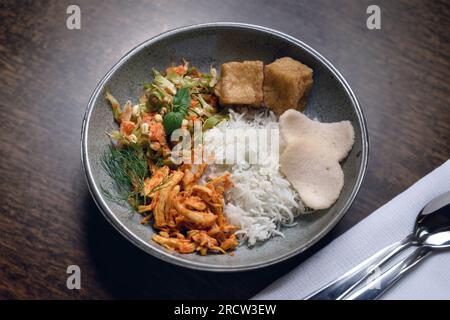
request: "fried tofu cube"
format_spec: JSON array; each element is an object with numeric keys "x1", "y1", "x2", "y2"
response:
[
  {"x1": 263, "y1": 57, "x2": 313, "y2": 115},
  {"x1": 215, "y1": 60, "x2": 264, "y2": 106}
]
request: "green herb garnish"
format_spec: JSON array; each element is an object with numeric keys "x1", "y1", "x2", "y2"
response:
[
  {"x1": 203, "y1": 114, "x2": 229, "y2": 130},
  {"x1": 172, "y1": 87, "x2": 190, "y2": 114},
  {"x1": 100, "y1": 144, "x2": 148, "y2": 207},
  {"x1": 163, "y1": 111, "x2": 185, "y2": 137},
  {"x1": 163, "y1": 87, "x2": 191, "y2": 136}
]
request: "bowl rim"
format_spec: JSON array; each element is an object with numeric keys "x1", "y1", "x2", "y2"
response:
[{"x1": 81, "y1": 22, "x2": 369, "y2": 272}]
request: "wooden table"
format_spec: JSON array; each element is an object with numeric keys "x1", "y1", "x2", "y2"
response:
[{"x1": 1, "y1": 0, "x2": 449, "y2": 299}]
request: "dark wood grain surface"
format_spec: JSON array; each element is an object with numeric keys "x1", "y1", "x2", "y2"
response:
[{"x1": 0, "y1": 0, "x2": 449, "y2": 299}]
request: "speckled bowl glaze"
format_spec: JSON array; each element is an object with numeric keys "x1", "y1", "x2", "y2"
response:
[{"x1": 81, "y1": 23, "x2": 369, "y2": 271}]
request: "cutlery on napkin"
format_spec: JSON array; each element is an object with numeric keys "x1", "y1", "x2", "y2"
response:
[{"x1": 253, "y1": 160, "x2": 450, "y2": 300}]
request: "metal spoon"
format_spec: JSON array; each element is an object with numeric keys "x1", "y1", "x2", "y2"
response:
[{"x1": 306, "y1": 191, "x2": 450, "y2": 300}]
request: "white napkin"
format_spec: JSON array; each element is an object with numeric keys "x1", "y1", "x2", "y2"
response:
[{"x1": 254, "y1": 160, "x2": 450, "y2": 300}]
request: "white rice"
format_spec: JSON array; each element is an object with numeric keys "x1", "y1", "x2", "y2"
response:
[{"x1": 203, "y1": 110, "x2": 305, "y2": 246}]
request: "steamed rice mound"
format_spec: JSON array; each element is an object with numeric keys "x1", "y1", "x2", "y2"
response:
[{"x1": 203, "y1": 110, "x2": 305, "y2": 245}]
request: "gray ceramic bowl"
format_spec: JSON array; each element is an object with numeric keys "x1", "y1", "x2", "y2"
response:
[{"x1": 81, "y1": 23, "x2": 368, "y2": 272}]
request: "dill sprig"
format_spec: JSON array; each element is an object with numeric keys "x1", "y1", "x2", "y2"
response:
[{"x1": 100, "y1": 144, "x2": 148, "y2": 208}]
